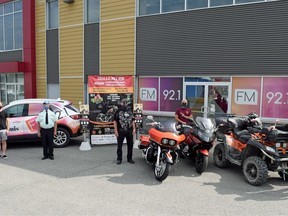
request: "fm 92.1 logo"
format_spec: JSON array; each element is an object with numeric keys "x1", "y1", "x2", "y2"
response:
[
  {"x1": 162, "y1": 89, "x2": 181, "y2": 101},
  {"x1": 266, "y1": 92, "x2": 288, "y2": 105}
]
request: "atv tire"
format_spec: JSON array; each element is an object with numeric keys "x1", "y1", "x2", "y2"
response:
[
  {"x1": 242, "y1": 156, "x2": 268, "y2": 186},
  {"x1": 213, "y1": 143, "x2": 231, "y2": 168}
]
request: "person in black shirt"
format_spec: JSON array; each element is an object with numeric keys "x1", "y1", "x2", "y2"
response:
[
  {"x1": 113, "y1": 99, "x2": 136, "y2": 165},
  {"x1": 0, "y1": 102, "x2": 9, "y2": 159}
]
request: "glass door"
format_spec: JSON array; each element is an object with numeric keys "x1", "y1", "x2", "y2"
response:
[
  {"x1": 184, "y1": 82, "x2": 231, "y2": 118},
  {"x1": 185, "y1": 84, "x2": 205, "y2": 117}
]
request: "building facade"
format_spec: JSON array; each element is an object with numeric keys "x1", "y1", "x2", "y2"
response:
[
  {"x1": 1, "y1": 0, "x2": 287, "y2": 120},
  {"x1": 0, "y1": 0, "x2": 35, "y2": 104}
]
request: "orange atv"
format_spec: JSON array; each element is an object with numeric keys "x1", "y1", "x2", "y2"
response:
[{"x1": 213, "y1": 113, "x2": 288, "y2": 186}]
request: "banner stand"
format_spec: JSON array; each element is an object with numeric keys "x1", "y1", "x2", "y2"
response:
[
  {"x1": 79, "y1": 106, "x2": 91, "y2": 151},
  {"x1": 133, "y1": 103, "x2": 143, "y2": 149}
]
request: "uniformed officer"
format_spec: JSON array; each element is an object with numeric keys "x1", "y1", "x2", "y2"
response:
[{"x1": 36, "y1": 101, "x2": 58, "y2": 160}]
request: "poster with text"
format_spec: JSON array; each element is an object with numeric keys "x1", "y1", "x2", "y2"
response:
[
  {"x1": 231, "y1": 77, "x2": 261, "y2": 116},
  {"x1": 138, "y1": 77, "x2": 159, "y2": 111},
  {"x1": 88, "y1": 75, "x2": 133, "y2": 145},
  {"x1": 160, "y1": 77, "x2": 183, "y2": 112},
  {"x1": 262, "y1": 77, "x2": 288, "y2": 118}
]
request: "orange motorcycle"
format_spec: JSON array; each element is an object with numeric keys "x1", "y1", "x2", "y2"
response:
[
  {"x1": 178, "y1": 116, "x2": 217, "y2": 174},
  {"x1": 139, "y1": 116, "x2": 185, "y2": 182}
]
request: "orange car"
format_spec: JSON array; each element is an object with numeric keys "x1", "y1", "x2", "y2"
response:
[{"x1": 3, "y1": 99, "x2": 82, "y2": 147}]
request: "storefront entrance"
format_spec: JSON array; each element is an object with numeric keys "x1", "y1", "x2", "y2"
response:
[{"x1": 184, "y1": 82, "x2": 231, "y2": 118}]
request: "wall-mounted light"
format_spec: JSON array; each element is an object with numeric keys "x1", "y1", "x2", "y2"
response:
[{"x1": 63, "y1": 0, "x2": 74, "y2": 3}]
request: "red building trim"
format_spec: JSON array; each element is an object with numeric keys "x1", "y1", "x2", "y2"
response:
[
  {"x1": 0, "y1": 0, "x2": 36, "y2": 98},
  {"x1": 0, "y1": 0, "x2": 12, "y2": 4},
  {"x1": 0, "y1": 62, "x2": 24, "y2": 72},
  {"x1": 22, "y1": 0, "x2": 36, "y2": 98}
]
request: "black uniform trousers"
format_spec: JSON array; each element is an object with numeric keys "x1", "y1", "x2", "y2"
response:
[
  {"x1": 40, "y1": 128, "x2": 54, "y2": 157},
  {"x1": 117, "y1": 130, "x2": 133, "y2": 161}
]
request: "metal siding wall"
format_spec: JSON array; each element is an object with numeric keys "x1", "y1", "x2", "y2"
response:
[
  {"x1": 46, "y1": 29, "x2": 59, "y2": 84},
  {"x1": 101, "y1": 0, "x2": 135, "y2": 20},
  {"x1": 100, "y1": 0, "x2": 135, "y2": 76},
  {"x1": 58, "y1": 1, "x2": 84, "y2": 106},
  {"x1": 0, "y1": 51, "x2": 22, "y2": 62},
  {"x1": 101, "y1": 19, "x2": 135, "y2": 75},
  {"x1": 84, "y1": 23, "x2": 99, "y2": 81},
  {"x1": 136, "y1": 1, "x2": 288, "y2": 76},
  {"x1": 59, "y1": 0, "x2": 83, "y2": 26},
  {"x1": 35, "y1": 0, "x2": 46, "y2": 98}
]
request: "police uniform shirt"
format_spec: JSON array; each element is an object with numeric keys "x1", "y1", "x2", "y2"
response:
[{"x1": 36, "y1": 109, "x2": 57, "y2": 129}]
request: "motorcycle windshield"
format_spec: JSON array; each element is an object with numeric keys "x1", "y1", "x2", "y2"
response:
[
  {"x1": 195, "y1": 117, "x2": 214, "y2": 131},
  {"x1": 195, "y1": 117, "x2": 216, "y2": 142},
  {"x1": 159, "y1": 119, "x2": 179, "y2": 133},
  {"x1": 145, "y1": 118, "x2": 178, "y2": 133}
]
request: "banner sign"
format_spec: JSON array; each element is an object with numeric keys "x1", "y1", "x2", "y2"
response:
[
  {"x1": 88, "y1": 75, "x2": 134, "y2": 145},
  {"x1": 231, "y1": 77, "x2": 261, "y2": 116},
  {"x1": 138, "y1": 77, "x2": 183, "y2": 112},
  {"x1": 262, "y1": 77, "x2": 288, "y2": 118},
  {"x1": 88, "y1": 75, "x2": 133, "y2": 94}
]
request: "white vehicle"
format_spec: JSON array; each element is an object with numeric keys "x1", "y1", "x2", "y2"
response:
[{"x1": 3, "y1": 98, "x2": 82, "y2": 147}]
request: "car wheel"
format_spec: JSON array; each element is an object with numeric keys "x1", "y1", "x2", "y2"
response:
[{"x1": 54, "y1": 128, "x2": 70, "y2": 148}]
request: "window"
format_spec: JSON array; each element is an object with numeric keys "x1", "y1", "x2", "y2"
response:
[
  {"x1": 137, "y1": 0, "x2": 268, "y2": 16},
  {"x1": 5, "y1": 104, "x2": 25, "y2": 118},
  {"x1": 187, "y1": 0, "x2": 208, "y2": 9},
  {"x1": 210, "y1": 0, "x2": 233, "y2": 7},
  {"x1": 85, "y1": 0, "x2": 100, "y2": 23},
  {"x1": 162, "y1": 0, "x2": 185, "y2": 13},
  {"x1": 139, "y1": 0, "x2": 160, "y2": 16},
  {"x1": 0, "y1": 73, "x2": 24, "y2": 104},
  {"x1": 0, "y1": 0, "x2": 23, "y2": 51},
  {"x1": 28, "y1": 104, "x2": 43, "y2": 116},
  {"x1": 47, "y1": 0, "x2": 58, "y2": 29},
  {"x1": 14, "y1": 10, "x2": 22, "y2": 49},
  {"x1": 236, "y1": 0, "x2": 264, "y2": 4}
]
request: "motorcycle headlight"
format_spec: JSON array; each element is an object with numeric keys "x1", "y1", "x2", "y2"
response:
[
  {"x1": 169, "y1": 140, "x2": 176, "y2": 146},
  {"x1": 276, "y1": 143, "x2": 281, "y2": 148},
  {"x1": 265, "y1": 146, "x2": 276, "y2": 153},
  {"x1": 283, "y1": 143, "x2": 287, "y2": 148},
  {"x1": 162, "y1": 138, "x2": 169, "y2": 145}
]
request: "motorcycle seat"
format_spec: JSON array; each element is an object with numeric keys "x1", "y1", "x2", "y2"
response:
[
  {"x1": 234, "y1": 129, "x2": 251, "y2": 143},
  {"x1": 238, "y1": 134, "x2": 251, "y2": 144}
]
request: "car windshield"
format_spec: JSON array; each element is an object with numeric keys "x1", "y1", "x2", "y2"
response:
[
  {"x1": 65, "y1": 104, "x2": 80, "y2": 113},
  {"x1": 50, "y1": 105, "x2": 62, "y2": 113}
]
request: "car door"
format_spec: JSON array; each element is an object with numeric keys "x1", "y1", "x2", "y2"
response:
[
  {"x1": 4, "y1": 104, "x2": 26, "y2": 140},
  {"x1": 22, "y1": 103, "x2": 44, "y2": 138}
]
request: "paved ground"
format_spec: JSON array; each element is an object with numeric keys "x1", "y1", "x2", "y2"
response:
[{"x1": 0, "y1": 137, "x2": 287, "y2": 216}]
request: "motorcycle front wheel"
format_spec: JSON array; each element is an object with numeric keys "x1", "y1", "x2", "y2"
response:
[
  {"x1": 154, "y1": 160, "x2": 171, "y2": 182},
  {"x1": 195, "y1": 153, "x2": 208, "y2": 174}
]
